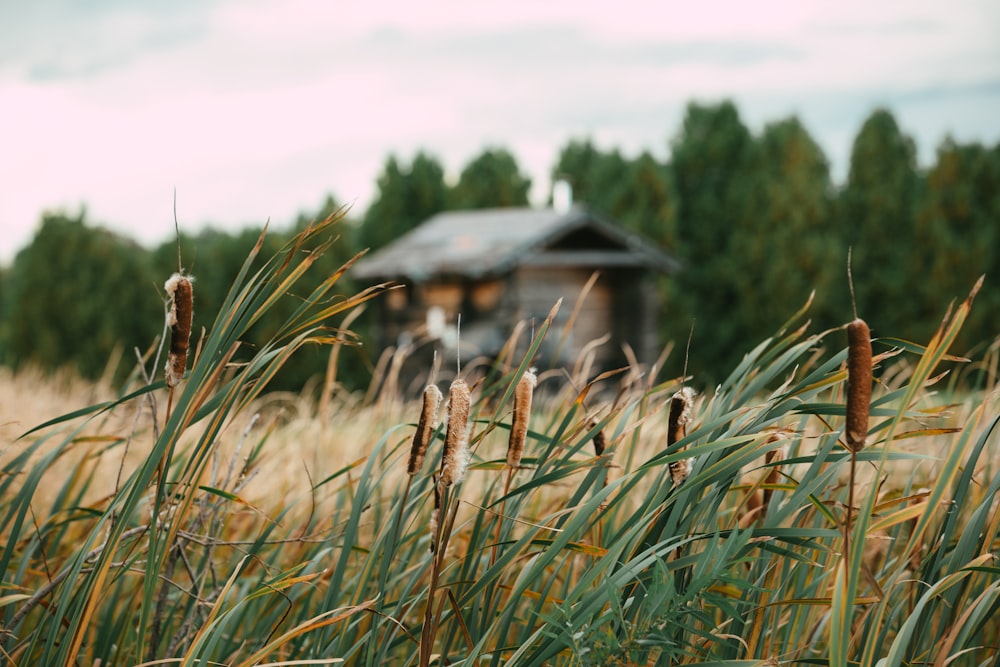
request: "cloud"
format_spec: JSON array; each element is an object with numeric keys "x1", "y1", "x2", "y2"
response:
[
  {"x1": 1, "y1": 0, "x2": 999, "y2": 263},
  {"x1": 0, "y1": 1, "x2": 210, "y2": 81}
]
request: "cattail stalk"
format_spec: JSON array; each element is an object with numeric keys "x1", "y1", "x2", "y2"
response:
[
  {"x1": 422, "y1": 378, "x2": 471, "y2": 667},
  {"x1": 506, "y1": 369, "x2": 536, "y2": 469},
  {"x1": 493, "y1": 369, "x2": 537, "y2": 568},
  {"x1": 164, "y1": 273, "x2": 193, "y2": 388},
  {"x1": 667, "y1": 387, "x2": 695, "y2": 486},
  {"x1": 845, "y1": 318, "x2": 872, "y2": 452}
]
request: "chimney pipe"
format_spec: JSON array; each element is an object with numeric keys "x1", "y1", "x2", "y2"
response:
[{"x1": 553, "y1": 179, "x2": 572, "y2": 215}]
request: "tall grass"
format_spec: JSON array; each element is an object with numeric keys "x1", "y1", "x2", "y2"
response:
[{"x1": 1, "y1": 220, "x2": 998, "y2": 666}]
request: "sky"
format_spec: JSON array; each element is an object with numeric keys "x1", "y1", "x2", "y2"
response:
[{"x1": 2, "y1": 0, "x2": 999, "y2": 263}]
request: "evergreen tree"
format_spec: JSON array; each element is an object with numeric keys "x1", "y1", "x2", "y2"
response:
[
  {"x1": 360, "y1": 151, "x2": 447, "y2": 251},
  {"x1": 605, "y1": 151, "x2": 677, "y2": 248},
  {"x1": 668, "y1": 100, "x2": 762, "y2": 382},
  {"x1": 916, "y1": 138, "x2": 1000, "y2": 350},
  {"x1": 4, "y1": 211, "x2": 160, "y2": 379},
  {"x1": 740, "y1": 116, "x2": 839, "y2": 334},
  {"x1": 836, "y1": 108, "x2": 919, "y2": 337},
  {"x1": 550, "y1": 138, "x2": 629, "y2": 214},
  {"x1": 449, "y1": 147, "x2": 531, "y2": 209}
]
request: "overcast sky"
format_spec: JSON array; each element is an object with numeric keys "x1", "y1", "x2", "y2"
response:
[{"x1": 2, "y1": 0, "x2": 999, "y2": 263}]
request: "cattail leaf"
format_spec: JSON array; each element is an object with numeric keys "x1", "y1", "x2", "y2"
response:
[
  {"x1": 233, "y1": 599, "x2": 378, "y2": 667},
  {"x1": 0, "y1": 594, "x2": 32, "y2": 608},
  {"x1": 882, "y1": 554, "x2": 994, "y2": 667},
  {"x1": 877, "y1": 337, "x2": 971, "y2": 362}
]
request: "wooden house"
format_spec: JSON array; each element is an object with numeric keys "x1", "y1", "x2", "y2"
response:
[{"x1": 352, "y1": 204, "x2": 680, "y2": 382}]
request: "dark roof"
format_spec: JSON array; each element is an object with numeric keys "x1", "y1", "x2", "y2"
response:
[{"x1": 352, "y1": 205, "x2": 680, "y2": 281}]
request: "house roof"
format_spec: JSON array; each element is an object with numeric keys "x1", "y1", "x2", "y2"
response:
[{"x1": 352, "y1": 205, "x2": 680, "y2": 281}]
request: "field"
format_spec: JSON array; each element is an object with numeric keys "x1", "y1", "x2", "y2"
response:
[{"x1": 2, "y1": 217, "x2": 999, "y2": 666}]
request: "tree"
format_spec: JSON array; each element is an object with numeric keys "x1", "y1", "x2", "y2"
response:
[
  {"x1": 737, "y1": 116, "x2": 840, "y2": 334},
  {"x1": 449, "y1": 147, "x2": 531, "y2": 209},
  {"x1": 605, "y1": 151, "x2": 677, "y2": 248},
  {"x1": 835, "y1": 109, "x2": 920, "y2": 338},
  {"x1": 3, "y1": 211, "x2": 160, "y2": 379},
  {"x1": 667, "y1": 100, "x2": 762, "y2": 382},
  {"x1": 360, "y1": 151, "x2": 448, "y2": 251},
  {"x1": 550, "y1": 138, "x2": 629, "y2": 214},
  {"x1": 915, "y1": 138, "x2": 1000, "y2": 350}
]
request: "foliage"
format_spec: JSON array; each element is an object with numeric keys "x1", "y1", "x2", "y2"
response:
[
  {"x1": 835, "y1": 109, "x2": 920, "y2": 335},
  {"x1": 668, "y1": 100, "x2": 763, "y2": 380},
  {"x1": 359, "y1": 151, "x2": 448, "y2": 251},
  {"x1": 2, "y1": 224, "x2": 998, "y2": 665},
  {"x1": 3, "y1": 102, "x2": 1000, "y2": 391},
  {"x1": 732, "y1": 116, "x2": 841, "y2": 339},
  {"x1": 1, "y1": 210, "x2": 160, "y2": 380},
  {"x1": 449, "y1": 147, "x2": 532, "y2": 209},
  {"x1": 914, "y1": 139, "x2": 1000, "y2": 354}
]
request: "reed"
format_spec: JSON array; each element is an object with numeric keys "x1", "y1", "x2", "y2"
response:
[
  {"x1": 408, "y1": 383, "x2": 443, "y2": 476},
  {"x1": 845, "y1": 317, "x2": 872, "y2": 452},
  {"x1": 667, "y1": 386, "x2": 694, "y2": 485},
  {"x1": 2, "y1": 221, "x2": 995, "y2": 666},
  {"x1": 163, "y1": 272, "x2": 193, "y2": 388},
  {"x1": 438, "y1": 378, "x2": 471, "y2": 489},
  {"x1": 506, "y1": 368, "x2": 536, "y2": 469}
]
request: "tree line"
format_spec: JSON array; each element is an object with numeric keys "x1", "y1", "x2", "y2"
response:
[{"x1": 1, "y1": 101, "x2": 997, "y2": 390}]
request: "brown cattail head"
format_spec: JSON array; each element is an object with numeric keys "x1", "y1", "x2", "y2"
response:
[
  {"x1": 407, "y1": 384, "x2": 443, "y2": 475},
  {"x1": 667, "y1": 387, "x2": 695, "y2": 485},
  {"x1": 845, "y1": 318, "x2": 872, "y2": 452},
  {"x1": 164, "y1": 273, "x2": 194, "y2": 388},
  {"x1": 588, "y1": 416, "x2": 607, "y2": 457},
  {"x1": 506, "y1": 368, "x2": 537, "y2": 468},
  {"x1": 439, "y1": 379, "x2": 471, "y2": 487}
]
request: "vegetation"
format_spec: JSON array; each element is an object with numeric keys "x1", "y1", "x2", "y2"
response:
[
  {"x1": 1, "y1": 216, "x2": 998, "y2": 665},
  {"x1": 2, "y1": 102, "x2": 998, "y2": 391}
]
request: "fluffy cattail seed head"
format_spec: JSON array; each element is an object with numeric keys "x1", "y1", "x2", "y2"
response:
[
  {"x1": 164, "y1": 273, "x2": 193, "y2": 388},
  {"x1": 439, "y1": 379, "x2": 471, "y2": 487},
  {"x1": 845, "y1": 318, "x2": 872, "y2": 452},
  {"x1": 668, "y1": 387, "x2": 695, "y2": 485},
  {"x1": 408, "y1": 384, "x2": 443, "y2": 475},
  {"x1": 506, "y1": 368, "x2": 536, "y2": 468},
  {"x1": 667, "y1": 387, "x2": 694, "y2": 447}
]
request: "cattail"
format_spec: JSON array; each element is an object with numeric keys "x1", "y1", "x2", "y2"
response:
[
  {"x1": 845, "y1": 318, "x2": 872, "y2": 452},
  {"x1": 667, "y1": 387, "x2": 695, "y2": 486},
  {"x1": 506, "y1": 368, "x2": 536, "y2": 468},
  {"x1": 589, "y1": 416, "x2": 607, "y2": 457},
  {"x1": 407, "y1": 384, "x2": 443, "y2": 475},
  {"x1": 439, "y1": 379, "x2": 471, "y2": 488},
  {"x1": 164, "y1": 273, "x2": 193, "y2": 388}
]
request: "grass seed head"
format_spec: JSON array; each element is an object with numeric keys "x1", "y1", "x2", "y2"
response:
[
  {"x1": 440, "y1": 379, "x2": 471, "y2": 487},
  {"x1": 506, "y1": 368, "x2": 536, "y2": 468},
  {"x1": 164, "y1": 273, "x2": 193, "y2": 388},
  {"x1": 408, "y1": 384, "x2": 443, "y2": 476},
  {"x1": 846, "y1": 318, "x2": 872, "y2": 452}
]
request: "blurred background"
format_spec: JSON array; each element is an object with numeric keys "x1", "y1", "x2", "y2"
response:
[{"x1": 1, "y1": 0, "x2": 998, "y2": 390}]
